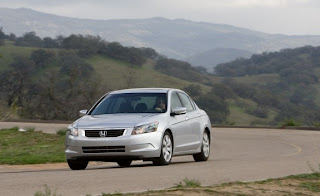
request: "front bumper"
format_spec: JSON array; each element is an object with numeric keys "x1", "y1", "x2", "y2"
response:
[{"x1": 65, "y1": 129, "x2": 162, "y2": 161}]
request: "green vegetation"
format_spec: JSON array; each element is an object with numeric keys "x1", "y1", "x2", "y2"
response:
[
  {"x1": 174, "y1": 178, "x2": 201, "y2": 188},
  {"x1": 0, "y1": 128, "x2": 65, "y2": 164},
  {"x1": 0, "y1": 30, "x2": 223, "y2": 122},
  {"x1": 34, "y1": 185, "x2": 61, "y2": 196},
  {"x1": 2, "y1": 28, "x2": 320, "y2": 125},
  {"x1": 56, "y1": 128, "x2": 68, "y2": 136},
  {"x1": 86, "y1": 55, "x2": 200, "y2": 90},
  {"x1": 280, "y1": 119, "x2": 301, "y2": 127},
  {"x1": 213, "y1": 46, "x2": 320, "y2": 126}
]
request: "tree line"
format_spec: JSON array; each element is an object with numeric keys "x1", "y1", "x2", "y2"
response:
[{"x1": 0, "y1": 28, "x2": 158, "y2": 66}]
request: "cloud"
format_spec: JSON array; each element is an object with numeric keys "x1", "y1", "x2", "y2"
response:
[
  {"x1": 226, "y1": 0, "x2": 310, "y2": 7},
  {"x1": 0, "y1": 0, "x2": 319, "y2": 34}
]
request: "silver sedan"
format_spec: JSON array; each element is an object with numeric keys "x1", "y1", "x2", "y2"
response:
[{"x1": 65, "y1": 88, "x2": 211, "y2": 170}]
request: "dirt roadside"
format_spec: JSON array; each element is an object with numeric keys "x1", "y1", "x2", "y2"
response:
[{"x1": 0, "y1": 121, "x2": 69, "y2": 134}]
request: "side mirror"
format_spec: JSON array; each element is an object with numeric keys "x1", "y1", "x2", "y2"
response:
[
  {"x1": 171, "y1": 107, "x2": 187, "y2": 116},
  {"x1": 79, "y1": 110, "x2": 88, "y2": 117}
]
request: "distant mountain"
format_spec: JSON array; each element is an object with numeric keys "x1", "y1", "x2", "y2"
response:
[
  {"x1": 1, "y1": 7, "x2": 320, "y2": 69},
  {"x1": 186, "y1": 48, "x2": 253, "y2": 72}
]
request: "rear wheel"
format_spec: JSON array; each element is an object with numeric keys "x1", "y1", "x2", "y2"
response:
[
  {"x1": 193, "y1": 131, "x2": 210, "y2": 162},
  {"x1": 117, "y1": 160, "x2": 132, "y2": 167},
  {"x1": 153, "y1": 132, "x2": 173, "y2": 166},
  {"x1": 67, "y1": 159, "x2": 88, "y2": 170}
]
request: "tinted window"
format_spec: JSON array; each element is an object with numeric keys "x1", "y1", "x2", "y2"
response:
[
  {"x1": 171, "y1": 92, "x2": 183, "y2": 109},
  {"x1": 178, "y1": 93, "x2": 194, "y2": 112},
  {"x1": 90, "y1": 93, "x2": 167, "y2": 114}
]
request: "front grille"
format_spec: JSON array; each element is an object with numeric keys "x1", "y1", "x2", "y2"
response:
[
  {"x1": 85, "y1": 129, "x2": 125, "y2": 137},
  {"x1": 82, "y1": 146, "x2": 125, "y2": 153}
]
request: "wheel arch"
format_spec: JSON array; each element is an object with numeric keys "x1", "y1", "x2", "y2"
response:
[{"x1": 164, "y1": 128, "x2": 174, "y2": 148}]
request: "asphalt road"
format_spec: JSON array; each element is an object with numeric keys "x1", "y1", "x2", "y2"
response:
[{"x1": 0, "y1": 126, "x2": 320, "y2": 196}]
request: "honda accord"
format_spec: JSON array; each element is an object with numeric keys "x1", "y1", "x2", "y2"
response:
[{"x1": 65, "y1": 88, "x2": 211, "y2": 170}]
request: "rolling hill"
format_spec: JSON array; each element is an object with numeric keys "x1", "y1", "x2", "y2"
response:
[{"x1": 1, "y1": 34, "x2": 320, "y2": 126}]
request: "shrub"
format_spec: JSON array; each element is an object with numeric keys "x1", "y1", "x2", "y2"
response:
[
  {"x1": 280, "y1": 119, "x2": 301, "y2": 127},
  {"x1": 56, "y1": 129, "x2": 67, "y2": 136}
]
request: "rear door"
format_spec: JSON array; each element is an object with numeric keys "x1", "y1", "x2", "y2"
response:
[
  {"x1": 169, "y1": 92, "x2": 192, "y2": 153},
  {"x1": 177, "y1": 92, "x2": 202, "y2": 150}
]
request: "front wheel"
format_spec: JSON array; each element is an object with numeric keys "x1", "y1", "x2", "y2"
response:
[
  {"x1": 67, "y1": 159, "x2": 88, "y2": 170},
  {"x1": 153, "y1": 132, "x2": 173, "y2": 166},
  {"x1": 193, "y1": 131, "x2": 210, "y2": 162}
]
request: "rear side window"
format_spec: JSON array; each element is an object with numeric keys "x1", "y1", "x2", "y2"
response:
[{"x1": 178, "y1": 93, "x2": 194, "y2": 112}]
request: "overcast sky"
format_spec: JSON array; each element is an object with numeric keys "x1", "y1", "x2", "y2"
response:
[{"x1": 0, "y1": 0, "x2": 320, "y2": 35}]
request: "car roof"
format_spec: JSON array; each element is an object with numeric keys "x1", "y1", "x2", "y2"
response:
[{"x1": 109, "y1": 88, "x2": 181, "y2": 94}]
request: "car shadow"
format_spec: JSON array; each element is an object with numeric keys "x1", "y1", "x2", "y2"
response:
[
  {"x1": 85, "y1": 160, "x2": 199, "y2": 170},
  {"x1": 0, "y1": 159, "x2": 213, "y2": 174}
]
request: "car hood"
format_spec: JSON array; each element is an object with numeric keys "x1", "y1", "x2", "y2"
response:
[{"x1": 75, "y1": 113, "x2": 159, "y2": 129}]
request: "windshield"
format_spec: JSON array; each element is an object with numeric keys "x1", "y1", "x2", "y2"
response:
[{"x1": 90, "y1": 93, "x2": 167, "y2": 115}]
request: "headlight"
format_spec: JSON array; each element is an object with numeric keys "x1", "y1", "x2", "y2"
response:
[
  {"x1": 132, "y1": 121, "x2": 159, "y2": 135},
  {"x1": 68, "y1": 125, "x2": 78, "y2": 136}
]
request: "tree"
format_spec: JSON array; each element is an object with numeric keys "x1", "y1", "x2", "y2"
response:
[
  {"x1": 140, "y1": 47, "x2": 158, "y2": 59},
  {"x1": 15, "y1": 32, "x2": 42, "y2": 47},
  {"x1": 6, "y1": 33, "x2": 16, "y2": 41},
  {"x1": 155, "y1": 57, "x2": 205, "y2": 82},
  {"x1": 0, "y1": 27, "x2": 5, "y2": 46},
  {"x1": 126, "y1": 47, "x2": 146, "y2": 65},
  {"x1": 195, "y1": 93, "x2": 229, "y2": 124},
  {"x1": 211, "y1": 83, "x2": 235, "y2": 99},
  {"x1": 0, "y1": 27, "x2": 5, "y2": 39},
  {"x1": 59, "y1": 51, "x2": 93, "y2": 78},
  {"x1": 62, "y1": 34, "x2": 106, "y2": 57},
  {"x1": 0, "y1": 56, "x2": 35, "y2": 107},
  {"x1": 183, "y1": 84, "x2": 202, "y2": 97},
  {"x1": 43, "y1": 37, "x2": 60, "y2": 48},
  {"x1": 30, "y1": 49, "x2": 55, "y2": 68}
]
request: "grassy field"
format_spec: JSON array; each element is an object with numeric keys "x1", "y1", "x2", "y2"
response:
[
  {"x1": 0, "y1": 42, "x2": 36, "y2": 71},
  {"x1": 0, "y1": 128, "x2": 65, "y2": 164},
  {"x1": 231, "y1": 73, "x2": 280, "y2": 85},
  {"x1": 86, "y1": 55, "x2": 211, "y2": 92}
]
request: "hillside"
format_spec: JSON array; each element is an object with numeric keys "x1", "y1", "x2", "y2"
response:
[
  {"x1": 1, "y1": 7, "x2": 320, "y2": 69},
  {"x1": 0, "y1": 44, "x2": 204, "y2": 90},
  {"x1": 0, "y1": 40, "x2": 214, "y2": 122},
  {"x1": 1, "y1": 31, "x2": 320, "y2": 126},
  {"x1": 214, "y1": 46, "x2": 320, "y2": 125}
]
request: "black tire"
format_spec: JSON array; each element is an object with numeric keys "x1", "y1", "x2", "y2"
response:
[
  {"x1": 117, "y1": 160, "x2": 132, "y2": 167},
  {"x1": 67, "y1": 159, "x2": 88, "y2": 170},
  {"x1": 153, "y1": 132, "x2": 173, "y2": 166},
  {"x1": 193, "y1": 131, "x2": 210, "y2": 162}
]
